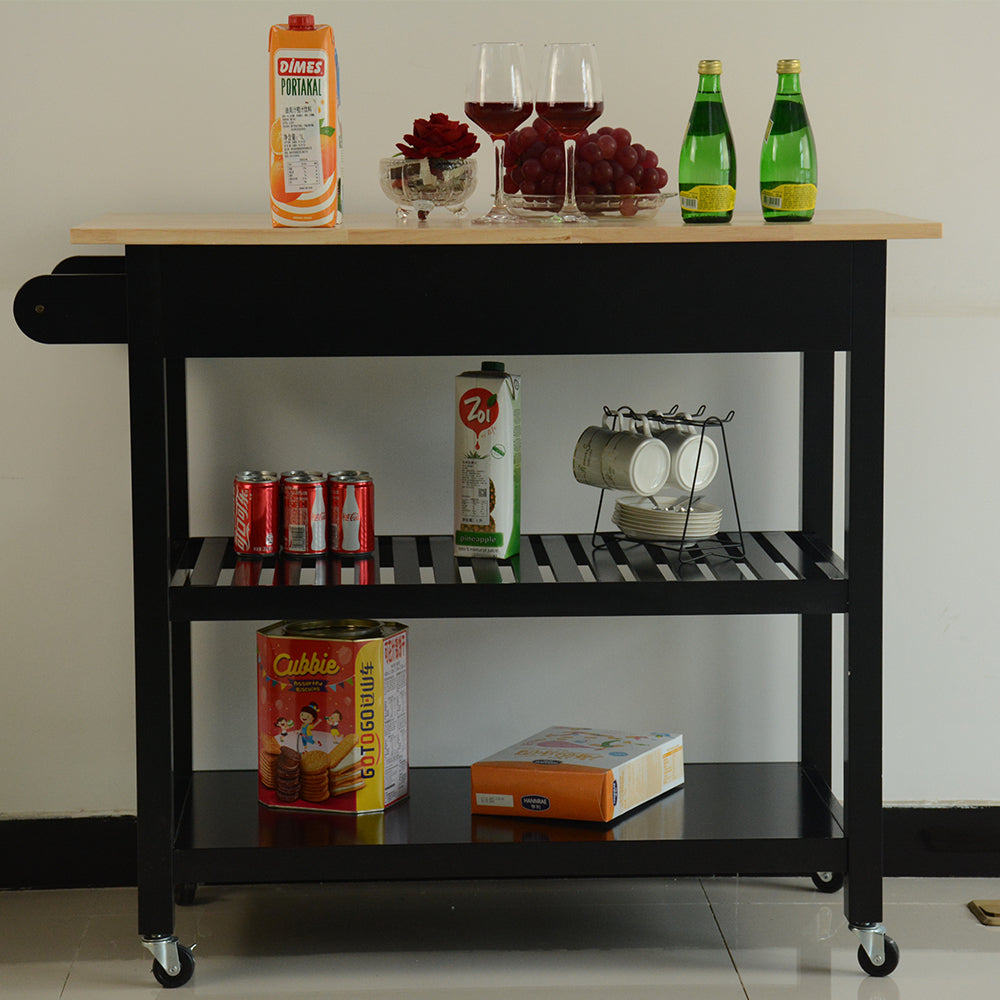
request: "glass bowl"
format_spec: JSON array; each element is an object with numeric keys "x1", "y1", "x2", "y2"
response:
[
  {"x1": 508, "y1": 190, "x2": 675, "y2": 219},
  {"x1": 379, "y1": 156, "x2": 478, "y2": 220}
]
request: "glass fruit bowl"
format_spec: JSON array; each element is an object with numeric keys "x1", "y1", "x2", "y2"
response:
[
  {"x1": 508, "y1": 190, "x2": 675, "y2": 219},
  {"x1": 379, "y1": 156, "x2": 478, "y2": 220}
]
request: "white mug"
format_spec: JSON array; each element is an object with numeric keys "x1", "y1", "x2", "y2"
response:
[
  {"x1": 656, "y1": 420, "x2": 720, "y2": 493},
  {"x1": 572, "y1": 417, "x2": 617, "y2": 489},
  {"x1": 573, "y1": 415, "x2": 671, "y2": 496}
]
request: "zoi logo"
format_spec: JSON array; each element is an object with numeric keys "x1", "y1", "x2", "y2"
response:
[{"x1": 459, "y1": 388, "x2": 499, "y2": 433}]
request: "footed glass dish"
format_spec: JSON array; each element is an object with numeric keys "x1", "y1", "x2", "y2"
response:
[{"x1": 379, "y1": 157, "x2": 478, "y2": 221}]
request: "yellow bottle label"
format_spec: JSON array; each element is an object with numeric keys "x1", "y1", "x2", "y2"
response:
[
  {"x1": 761, "y1": 183, "x2": 817, "y2": 212},
  {"x1": 679, "y1": 185, "x2": 736, "y2": 213}
]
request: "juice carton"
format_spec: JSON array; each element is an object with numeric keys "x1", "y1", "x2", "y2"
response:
[
  {"x1": 268, "y1": 14, "x2": 340, "y2": 227},
  {"x1": 454, "y1": 361, "x2": 521, "y2": 558}
]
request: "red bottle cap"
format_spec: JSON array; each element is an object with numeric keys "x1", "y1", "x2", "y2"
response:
[{"x1": 287, "y1": 14, "x2": 314, "y2": 29}]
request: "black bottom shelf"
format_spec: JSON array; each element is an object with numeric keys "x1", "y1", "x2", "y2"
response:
[{"x1": 174, "y1": 764, "x2": 845, "y2": 885}]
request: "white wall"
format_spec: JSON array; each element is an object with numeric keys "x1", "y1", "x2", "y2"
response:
[{"x1": 2, "y1": 1, "x2": 996, "y2": 818}]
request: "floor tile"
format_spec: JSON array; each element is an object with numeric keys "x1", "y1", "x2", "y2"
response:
[
  {"x1": 58, "y1": 880, "x2": 745, "y2": 997},
  {"x1": 0, "y1": 889, "x2": 91, "y2": 997},
  {"x1": 4, "y1": 877, "x2": 999, "y2": 998},
  {"x1": 708, "y1": 877, "x2": 1000, "y2": 999},
  {"x1": 882, "y1": 875, "x2": 1000, "y2": 904}
]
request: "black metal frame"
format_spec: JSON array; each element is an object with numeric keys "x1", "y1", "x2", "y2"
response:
[{"x1": 15, "y1": 235, "x2": 887, "y2": 956}]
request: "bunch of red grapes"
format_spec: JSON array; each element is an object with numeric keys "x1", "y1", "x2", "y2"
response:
[{"x1": 503, "y1": 117, "x2": 669, "y2": 215}]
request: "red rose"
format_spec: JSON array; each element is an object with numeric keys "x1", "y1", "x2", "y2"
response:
[{"x1": 396, "y1": 112, "x2": 480, "y2": 160}]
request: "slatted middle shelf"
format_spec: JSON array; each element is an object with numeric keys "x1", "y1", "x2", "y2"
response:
[{"x1": 168, "y1": 531, "x2": 846, "y2": 621}]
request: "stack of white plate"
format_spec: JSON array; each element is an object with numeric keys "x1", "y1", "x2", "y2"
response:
[{"x1": 611, "y1": 494, "x2": 723, "y2": 541}]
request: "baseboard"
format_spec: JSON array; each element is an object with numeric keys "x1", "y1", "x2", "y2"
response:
[
  {"x1": 0, "y1": 816, "x2": 137, "y2": 890},
  {"x1": 884, "y1": 806, "x2": 1000, "y2": 877},
  {"x1": 1, "y1": 808, "x2": 997, "y2": 889}
]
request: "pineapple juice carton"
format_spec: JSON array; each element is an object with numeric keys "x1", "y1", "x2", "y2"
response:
[
  {"x1": 269, "y1": 14, "x2": 340, "y2": 227},
  {"x1": 454, "y1": 362, "x2": 521, "y2": 558}
]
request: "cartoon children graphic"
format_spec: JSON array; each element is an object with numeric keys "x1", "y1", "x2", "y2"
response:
[
  {"x1": 275, "y1": 717, "x2": 295, "y2": 737},
  {"x1": 299, "y1": 702, "x2": 321, "y2": 748},
  {"x1": 325, "y1": 709, "x2": 342, "y2": 737}
]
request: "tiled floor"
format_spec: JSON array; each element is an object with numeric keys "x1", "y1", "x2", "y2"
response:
[{"x1": 2, "y1": 876, "x2": 998, "y2": 998}]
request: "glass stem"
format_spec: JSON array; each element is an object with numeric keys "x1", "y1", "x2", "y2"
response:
[
  {"x1": 493, "y1": 138, "x2": 505, "y2": 210},
  {"x1": 562, "y1": 139, "x2": 579, "y2": 213}
]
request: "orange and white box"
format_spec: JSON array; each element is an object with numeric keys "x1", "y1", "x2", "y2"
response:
[
  {"x1": 268, "y1": 14, "x2": 340, "y2": 227},
  {"x1": 471, "y1": 726, "x2": 683, "y2": 823}
]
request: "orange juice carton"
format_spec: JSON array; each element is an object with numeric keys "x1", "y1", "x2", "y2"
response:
[
  {"x1": 257, "y1": 619, "x2": 408, "y2": 814},
  {"x1": 471, "y1": 726, "x2": 683, "y2": 823},
  {"x1": 454, "y1": 361, "x2": 521, "y2": 558},
  {"x1": 268, "y1": 14, "x2": 340, "y2": 227}
]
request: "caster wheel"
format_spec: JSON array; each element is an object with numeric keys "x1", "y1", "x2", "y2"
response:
[
  {"x1": 857, "y1": 935, "x2": 899, "y2": 977},
  {"x1": 175, "y1": 882, "x2": 198, "y2": 906},
  {"x1": 152, "y1": 944, "x2": 195, "y2": 988},
  {"x1": 811, "y1": 871, "x2": 844, "y2": 893}
]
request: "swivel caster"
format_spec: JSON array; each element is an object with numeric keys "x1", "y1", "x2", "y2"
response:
[
  {"x1": 811, "y1": 870, "x2": 844, "y2": 893},
  {"x1": 175, "y1": 882, "x2": 198, "y2": 906},
  {"x1": 142, "y1": 936, "x2": 196, "y2": 988},
  {"x1": 851, "y1": 923, "x2": 899, "y2": 977}
]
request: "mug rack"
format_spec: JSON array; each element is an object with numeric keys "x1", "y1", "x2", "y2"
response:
[{"x1": 591, "y1": 404, "x2": 744, "y2": 562}]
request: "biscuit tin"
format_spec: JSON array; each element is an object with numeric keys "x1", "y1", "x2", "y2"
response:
[
  {"x1": 470, "y1": 726, "x2": 683, "y2": 823},
  {"x1": 257, "y1": 619, "x2": 408, "y2": 813}
]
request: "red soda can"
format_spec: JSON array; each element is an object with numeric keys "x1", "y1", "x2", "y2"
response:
[
  {"x1": 282, "y1": 472, "x2": 327, "y2": 554},
  {"x1": 356, "y1": 555, "x2": 375, "y2": 585},
  {"x1": 328, "y1": 471, "x2": 375, "y2": 554},
  {"x1": 273, "y1": 555, "x2": 303, "y2": 585},
  {"x1": 233, "y1": 558, "x2": 264, "y2": 586},
  {"x1": 234, "y1": 471, "x2": 279, "y2": 556}
]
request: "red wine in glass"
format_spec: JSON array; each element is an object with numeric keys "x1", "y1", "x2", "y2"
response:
[
  {"x1": 465, "y1": 100, "x2": 533, "y2": 140},
  {"x1": 536, "y1": 100, "x2": 604, "y2": 139},
  {"x1": 536, "y1": 43, "x2": 604, "y2": 223},
  {"x1": 466, "y1": 42, "x2": 531, "y2": 224}
]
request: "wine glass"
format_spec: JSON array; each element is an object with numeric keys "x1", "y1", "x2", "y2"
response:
[
  {"x1": 536, "y1": 42, "x2": 604, "y2": 223},
  {"x1": 464, "y1": 42, "x2": 532, "y2": 224}
]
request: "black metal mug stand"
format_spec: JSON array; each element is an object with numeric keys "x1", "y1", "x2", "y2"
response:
[{"x1": 588, "y1": 404, "x2": 744, "y2": 563}]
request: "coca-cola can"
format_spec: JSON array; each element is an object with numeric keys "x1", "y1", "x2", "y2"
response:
[
  {"x1": 356, "y1": 555, "x2": 375, "y2": 585},
  {"x1": 234, "y1": 471, "x2": 279, "y2": 556},
  {"x1": 273, "y1": 555, "x2": 303, "y2": 585},
  {"x1": 233, "y1": 558, "x2": 264, "y2": 586},
  {"x1": 328, "y1": 471, "x2": 375, "y2": 554},
  {"x1": 282, "y1": 471, "x2": 327, "y2": 555}
]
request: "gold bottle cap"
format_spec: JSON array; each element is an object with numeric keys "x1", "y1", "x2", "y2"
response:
[
  {"x1": 776, "y1": 59, "x2": 801, "y2": 74},
  {"x1": 698, "y1": 59, "x2": 722, "y2": 75}
]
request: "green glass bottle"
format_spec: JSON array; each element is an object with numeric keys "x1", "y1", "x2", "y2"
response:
[
  {"x1": 760, "y1": 58, "x2": 817, "y2": 221},
  {"x1": 678, "y1": 59, "x2": 736, "y2": 223}
]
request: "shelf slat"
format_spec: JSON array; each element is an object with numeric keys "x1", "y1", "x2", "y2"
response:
[{"x1": 168, "y1": 532, "x2": 847, "y2": 621}]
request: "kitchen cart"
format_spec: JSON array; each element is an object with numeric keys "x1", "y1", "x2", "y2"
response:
[{"x1": 15, "y1": 210, "x2": 941, "y2": 986}]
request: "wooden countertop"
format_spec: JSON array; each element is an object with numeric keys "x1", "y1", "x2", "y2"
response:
[{"x1": 71, "y1": 210, "x2": 941, "y2": 246}]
